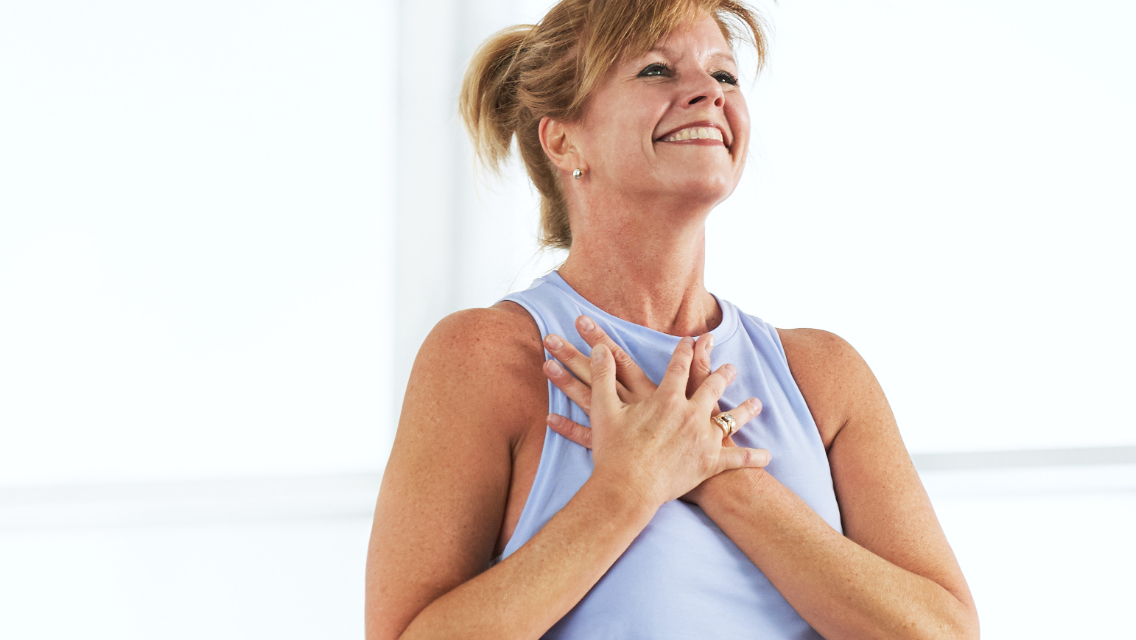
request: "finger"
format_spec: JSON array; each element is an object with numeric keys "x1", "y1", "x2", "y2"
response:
[
  {"x1": 576, "y1": 316, "x2": 657, "y2": 396},
  {"x1": 548, "y1": 413, "x2": 593, "y2": 449},
  {"x1": 543, "y1": 334, "x2": 593, "y2": 386},
  {"x1": 544, "y1": 333, "x2": 634, "y2": 402},
  {"x1": 716, "y1": 447, "x2": 772, "y2": 472},
  {"x1": 717, "y1": 398, "x2": 763, "y2": 432},
  {"x1": 686, "y1": 333, "x2": 715, "y2": 400},
  {"x1": 589, "y1": 344, "x2": 622, "y2": 414},
  {"x1": 657, "y1": 336, "x2": 696, "y2": 397},
  {"x1": 544, "y1": 359, "x2": 592, "y2": 413},
  {"x1": 689, "y1": 363, "x2": 736, "y2": 413}
]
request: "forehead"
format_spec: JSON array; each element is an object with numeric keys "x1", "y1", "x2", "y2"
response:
[{"x1": 635, "y1": 13, "x2": 736, "y2": 64}]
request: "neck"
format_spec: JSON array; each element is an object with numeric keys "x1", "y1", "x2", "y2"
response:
[{"x1": 558, "y1": 203, "x2": 720, "y2": 337}]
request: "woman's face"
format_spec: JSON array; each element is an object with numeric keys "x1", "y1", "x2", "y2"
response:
[{"x1": 574, "y1": 12, "x2": 749, "y2": 213}]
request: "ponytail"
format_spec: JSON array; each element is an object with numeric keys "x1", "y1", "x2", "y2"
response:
[{"x1": 458, "y1": 0, "x2": 767, "y2": 251}]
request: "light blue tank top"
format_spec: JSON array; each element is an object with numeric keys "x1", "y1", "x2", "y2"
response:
[{"x1": 498, "y1": 271, "x2": 842, "y2": 639}]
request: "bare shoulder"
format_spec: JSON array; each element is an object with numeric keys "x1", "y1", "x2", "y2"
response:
[
  {"x1": 366, "y1": 302, "x2": 544, "y2": 640},
  {"x1": 408, "y1": 302, "x2": 544, "y2": 435},
  {"x1": 420, "y1": 302, "x2": 542, "y2": 375},
  {"x1": 778, "y1": 329, "x2": 976, "y2": 616},
  {"x1": 775, "y1": 328, "x2": 880, "y2": 450},
  {"x1": 422, "y1": 300, "x2": 539, "y2": 367}
]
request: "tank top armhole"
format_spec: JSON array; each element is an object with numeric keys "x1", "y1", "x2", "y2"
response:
[
  {"x1": 496, "y1": 290, "x2": 561, "y2": 562},
  {"x1": 746, "y1": 314, "x2": 824, "y2": 443},
  {"x1": 499, "y1": 296, "x2": 549, "y2": 342},
  {"x1": 766, "y1": 322, "x2": 791, "y2": 367}
]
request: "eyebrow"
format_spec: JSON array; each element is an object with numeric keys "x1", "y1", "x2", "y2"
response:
[{"x1": 646, "y1": 45, "x2": 737, "y2": 66}]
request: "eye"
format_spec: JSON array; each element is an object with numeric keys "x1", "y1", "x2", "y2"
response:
[
  {"x1": 637, "y1": 62, "x2": 672, "y2": 78},
  {"x1": 713, "y1": 71, "x2": 739, "y2": 86}
]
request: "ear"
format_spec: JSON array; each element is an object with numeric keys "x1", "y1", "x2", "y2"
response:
[{"x1": 539, "y1": 116, "x2": 585, "y2": 177}]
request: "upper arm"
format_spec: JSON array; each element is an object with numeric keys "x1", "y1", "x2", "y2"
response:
[
  {"x1": 778, "y1": 328, "x2": 975, "y2": 610},
  {"x1": 365, "y1": 307, "x2": 544, "y2": 640}
]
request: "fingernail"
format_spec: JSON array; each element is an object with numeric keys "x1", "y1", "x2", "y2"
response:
[
  {"x1": 545, "y1": 334, "x2": 563, "y2": 350},
  {"x1": 547, "y1": 413, "x2": 563, "y2": 426},
  {"x1": 748, "y1": 397, "x2": 762, "y2": 412},
  {"x1": 578, "y1": 316, "x2": 595, "y2": 333},
  {"x1": 681, "y1": 336, "x2": 694, "y2": 346},
  {"x1": 546, "y1": 359, "x2": 564, "y2": 375},
  {"x1": 591, "y1": 344, "x2": 606, "y2": 361},
  {"x1": 705, "y1": 334, "x2": 715, "y2": 352},
  {"x1": 725, "y1": 363, "x2": 737, "y2": 377}
]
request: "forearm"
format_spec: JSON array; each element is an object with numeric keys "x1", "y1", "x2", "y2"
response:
[
  {"x1": 399, "y1": 473, "x2": 656, "y2": 640},
  {"x1": 698, "y1": 469, "x2": 978, "y2": 640}
]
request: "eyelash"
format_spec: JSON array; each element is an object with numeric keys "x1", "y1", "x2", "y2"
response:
[{"x1": 637, "y1": 62, "x2": 739, "y2": 86}]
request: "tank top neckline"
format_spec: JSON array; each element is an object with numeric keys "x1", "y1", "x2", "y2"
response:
[{"x1": 543, "y1": 270, "x2": 740, "y2": 347}]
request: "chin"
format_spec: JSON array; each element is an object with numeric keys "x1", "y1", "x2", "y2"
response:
[{"x1": 673, "y1": 172, "x2": 736, "y2": 205}]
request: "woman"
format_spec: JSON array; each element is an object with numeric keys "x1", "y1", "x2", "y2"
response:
[{"x1": 366, "y1": 1, "x2": 979, "y2": 638}]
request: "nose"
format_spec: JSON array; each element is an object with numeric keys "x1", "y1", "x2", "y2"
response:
[{"x1": 683, "y1": 72, "x2": 726, "y2": 109}]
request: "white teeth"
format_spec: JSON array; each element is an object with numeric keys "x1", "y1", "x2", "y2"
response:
[{"x1": 663, "y1": 126, "x2": 725, "y2": 143}]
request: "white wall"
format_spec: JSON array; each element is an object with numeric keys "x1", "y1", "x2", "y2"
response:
[
  {"x1": 0, "y1": 0, "x2": 397, "y2": 487},
  {"x1": 1, "y1": 1, "x2": 1133, "y2": 638},
  {"x1": 708, "y1": 0, "x2": 1136, "y2": 454},
  {"x1": 0, "y1": 1, "x2": 394, "y2": 637}
]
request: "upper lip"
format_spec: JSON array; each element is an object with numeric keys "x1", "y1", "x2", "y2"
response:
[{"x1": 655, "y1": 121, "x2": 731, "y2": 147}]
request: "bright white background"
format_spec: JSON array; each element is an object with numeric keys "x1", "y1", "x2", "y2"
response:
[{"x1": 0, "y1": 0, "x2": 1132, "y2": 638}]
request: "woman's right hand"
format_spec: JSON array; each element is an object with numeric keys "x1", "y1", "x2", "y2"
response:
[{"x1": 583, "y1": 337, "x2": 771, "y2": 511}]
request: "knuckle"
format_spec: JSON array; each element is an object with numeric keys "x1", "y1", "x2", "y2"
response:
[
  {"x1": 669, "y1": 341, "x2": 691, "y2": 360},
  {"x1": 739, "y1": 448, "x2": 754, "y2": 467},
  {"x1": 667, "y1": 396, "x2": 689, "y2": 413},
  {"x1": 703, "y1": 376, "x2": 725, "y2": 396},
  {"x1": 614, "y1": 348, "x2": 633, "y2": 366},
  {"x1": 714, "y1": 369, "x2": 733, "y2": 388},
  {"x1": 701, "y1": 450, "x2": 718, "y2": 473}
]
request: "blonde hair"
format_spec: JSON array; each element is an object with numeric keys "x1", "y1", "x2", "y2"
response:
[{"x1": 459, "y1": 0, "x2": 767, "y2": 250}]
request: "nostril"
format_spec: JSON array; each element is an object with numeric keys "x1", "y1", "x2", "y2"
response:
[{"x1": 689, "y1": 96, "x2": 706, "y2": 105}]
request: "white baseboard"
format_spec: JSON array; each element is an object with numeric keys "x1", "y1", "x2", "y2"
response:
[
  {"x1": 0, "y1": 473, "x2": 382, "y2": 532},
  {"x1": 3, "y1": 447, "x2": 1134, "y2": 531}
]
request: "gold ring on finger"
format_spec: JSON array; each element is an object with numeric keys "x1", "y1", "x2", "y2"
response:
[{"x1": 712, "y1": 412, "x2": 737, "y2": 438}]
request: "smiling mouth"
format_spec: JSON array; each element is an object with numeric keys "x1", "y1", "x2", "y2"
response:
[{"x1": 660, "y1": 126, "x2": 724, "y2": 143}]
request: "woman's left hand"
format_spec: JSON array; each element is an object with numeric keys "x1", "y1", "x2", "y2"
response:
[{"x1": 542, "y1": 315, "x2": 764, "y2": 506}]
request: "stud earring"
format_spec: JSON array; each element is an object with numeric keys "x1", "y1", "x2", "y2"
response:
[{"x1": 573, "y1": 168, "x2": 583, "y2": 179}]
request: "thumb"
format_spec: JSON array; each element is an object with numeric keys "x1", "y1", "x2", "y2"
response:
[
  {"x1": 716, "y1": 447, "x2": 772, "y2": 473},
  {"x1": 589, "y1": 344, "x2": 620, "y2": 414}
]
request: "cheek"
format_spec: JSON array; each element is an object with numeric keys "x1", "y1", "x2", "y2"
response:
[
  {"x1": 728, "y1": 98, "x2": 750, "y2": 149},
  {"x1": 598, "y1": 117, "x2": 657, "y2": 170},
  {"x1": 583, "y1": 114, "x2": 643, "y2": 165}
]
